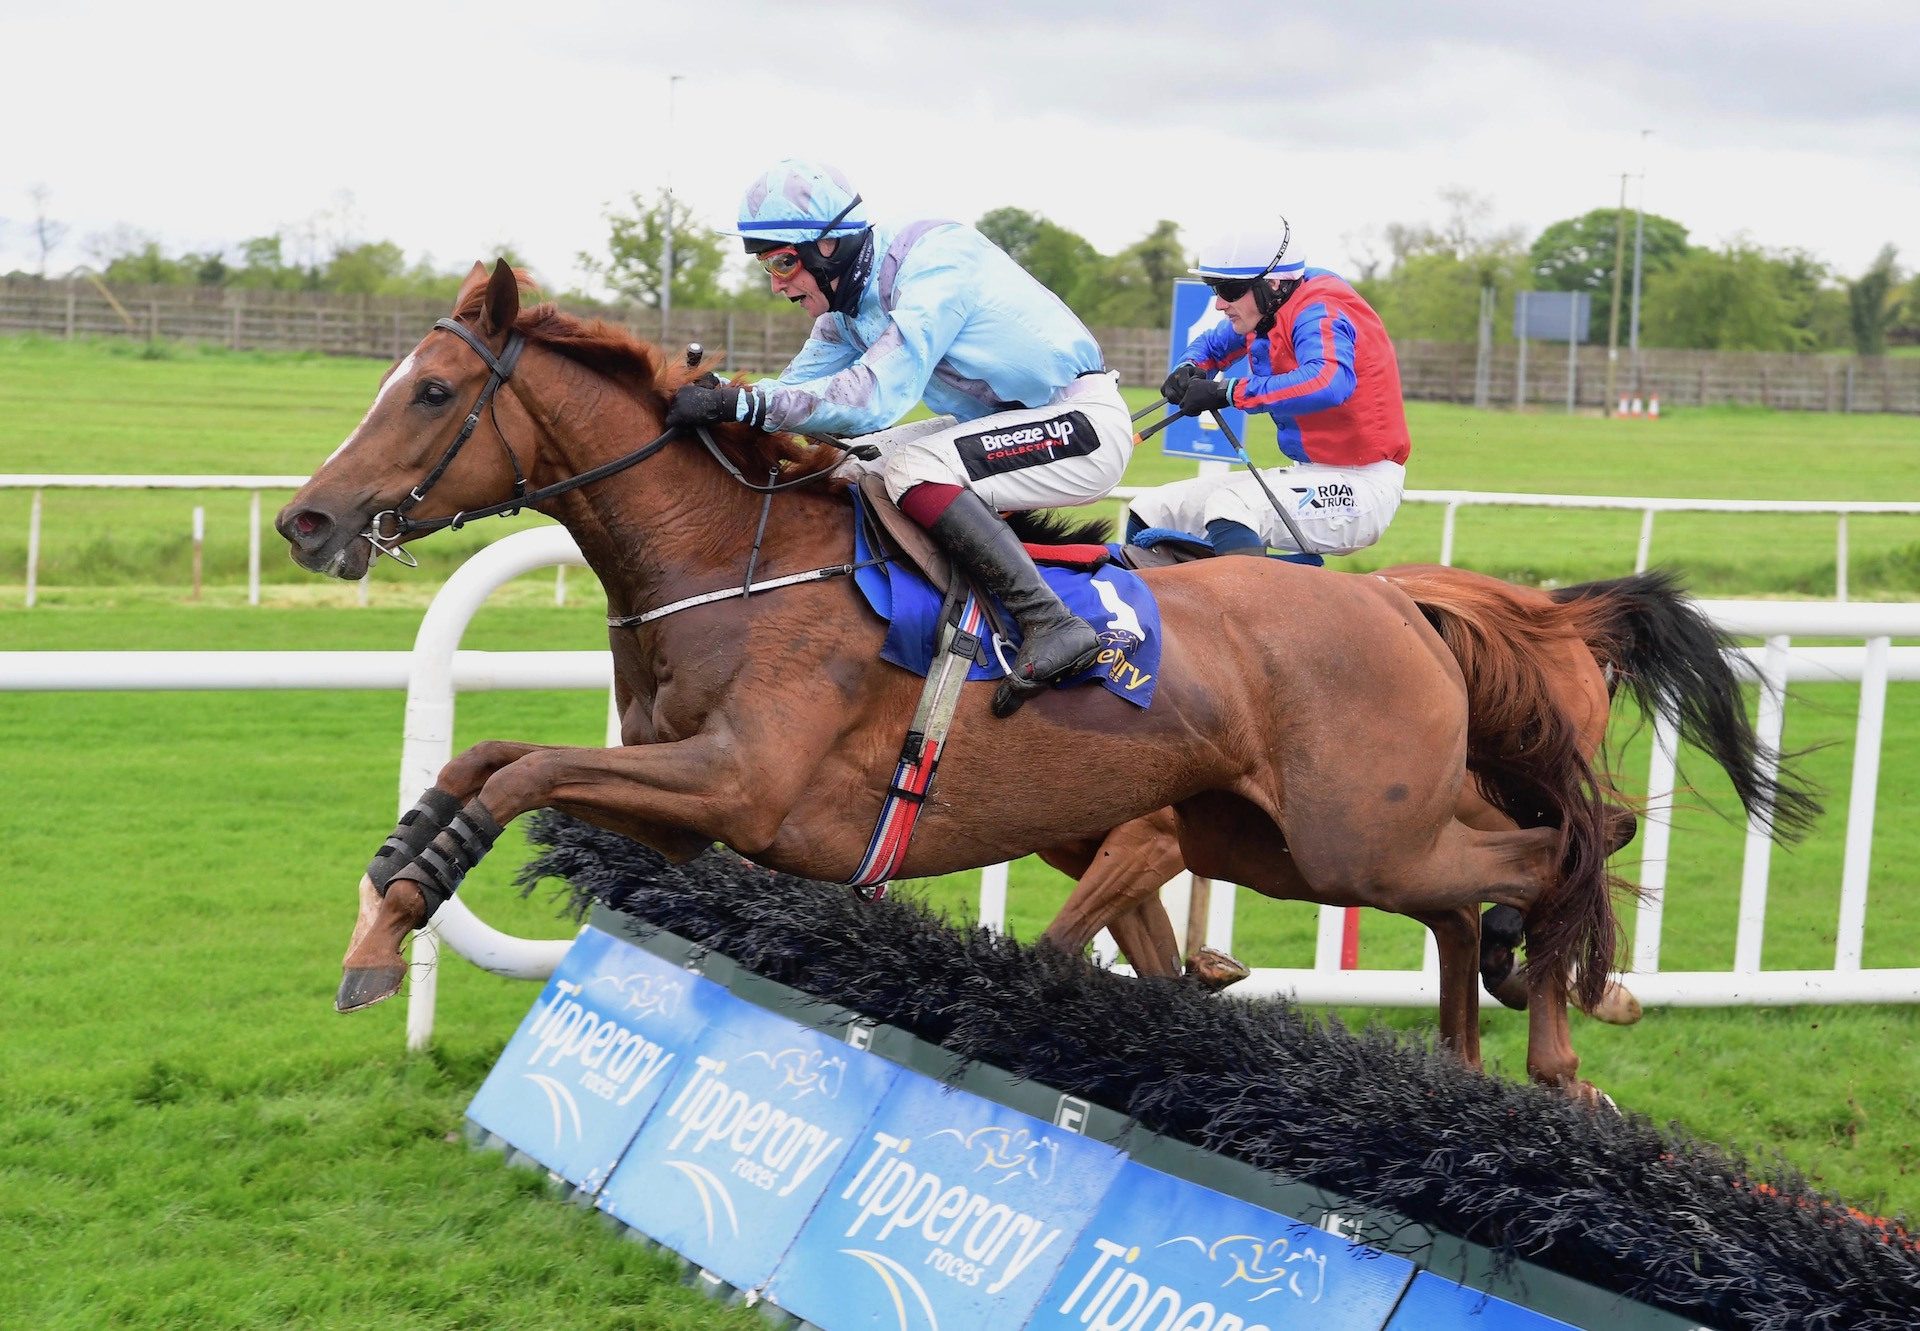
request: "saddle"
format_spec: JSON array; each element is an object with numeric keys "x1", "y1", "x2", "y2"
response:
[
  {"x1": 855, "y1": 474, "x2": 953, "y2": 591},
  {"x1": 1112, "y1": 526, "x2": 1327, "y2": 571}
]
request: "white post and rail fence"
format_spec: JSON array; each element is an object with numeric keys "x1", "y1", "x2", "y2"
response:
[
  {"x1": 4, "y1": 527, "x2": 1917, "y2": 1047},
  {"x1": 8, "y1": 473, "x2": 1919, "y2": 607}
]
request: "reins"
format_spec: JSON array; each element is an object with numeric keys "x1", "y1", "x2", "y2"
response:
[
  {"x1": 362, "y1": 319, "x2": 834, "y2": 563},
  {"x1": 365, "y1": 316, "x2": 874, "y2": 627}
]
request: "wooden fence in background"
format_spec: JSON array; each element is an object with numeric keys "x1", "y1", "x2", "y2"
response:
[{"x1": 5, "y1": 277, "x2": 1917, "y2": 413}]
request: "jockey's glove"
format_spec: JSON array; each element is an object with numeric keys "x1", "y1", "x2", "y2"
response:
[
  {"x1": 665, "y1": 382, "x2": 770, "y2": 431},
  {"x1": 1161, "y1": 361, "x2": 1199, "y2": 403},
  {"x1": 1175, "y1": 376, "x2": 1233, "y2": 417},
  {"x1": 665, "y1": 382, "x2": 741, "y2": 429}
]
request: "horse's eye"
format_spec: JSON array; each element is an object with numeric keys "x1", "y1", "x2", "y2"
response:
[{"x1": 416, "y1": 382, "x2": 453, "y2": 408}]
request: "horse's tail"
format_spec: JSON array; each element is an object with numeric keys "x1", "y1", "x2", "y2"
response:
[
  {"x1": 1385, "y1": 567, "x2": 1624, "y2": 1010},
  {"x1": 1549, "y1": 569, "x2": 1823, "y2": 843}
]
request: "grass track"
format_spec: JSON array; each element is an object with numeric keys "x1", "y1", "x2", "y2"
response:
[
  {"x1": 3, "y1": 337, "x2": 1920, "y2": 1322},
  {"x1": 4, "y1": 335, "x2": 1920, "y2": 599}
]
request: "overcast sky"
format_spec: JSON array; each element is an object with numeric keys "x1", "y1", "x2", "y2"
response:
[{"x1": 4, "y1": 0, "x2": 1916, "y2": 296}]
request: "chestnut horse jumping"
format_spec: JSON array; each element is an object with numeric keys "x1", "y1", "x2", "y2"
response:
[
  {"x1": 1036, "y1": 564, "x2": 1821, "y2": 1087},
  {"x1": 278, "y1": 263, "x2": 1795, "y2": 1098}
]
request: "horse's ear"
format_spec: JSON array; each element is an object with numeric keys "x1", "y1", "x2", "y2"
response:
[
  {"x1": 480, "y1": 259, "x2": 520, "y2": 337},
  {"x1": 453, "y1": 261, "x2": 489, "y2": 313}
]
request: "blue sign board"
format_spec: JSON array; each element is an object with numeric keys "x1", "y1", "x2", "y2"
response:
[
  {"x1": 1512, "y1": 290, "x2": 1592, "y2": 344},
  {"x1": 766, "y1": 1071, "x2": 1125, "y2": 1329},
  {"x1": 1030, "y1": 1160, "x2": 1414, "y2": 1331},
  {"x1": 1383, "y1": 1272, "x2": 1582, "y2": 1329},
  {"x1": 465, "y1": 927, "x2": 723, "y2": 1194},
  {"x1": 1160, "y1": 280, "x2": 1251, "y2": 463},
  {"x1": 598, "y1": 992, "x2": 901, "y2": 1292}
]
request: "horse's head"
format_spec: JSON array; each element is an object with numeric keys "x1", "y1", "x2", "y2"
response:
[{"x1": 277, "y1": 260, "x2": 534, "y2": 579}]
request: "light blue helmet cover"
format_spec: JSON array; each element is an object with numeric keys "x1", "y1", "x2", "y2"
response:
[{"x1": 729, "y1": 159, "x2": 869, "y2": 246}]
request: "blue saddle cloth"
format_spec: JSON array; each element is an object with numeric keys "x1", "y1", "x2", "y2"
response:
[
  {"x1": 1119, "y1": 526, "x2": 1325, "y2": 567},
  {"x1": 850, "y1": 492, "x2": 1161, "y2": 709}
]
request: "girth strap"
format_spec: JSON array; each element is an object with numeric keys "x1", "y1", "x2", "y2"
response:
[{"x1": 844, "y1": 583, "x2": 985, "y2": 893}]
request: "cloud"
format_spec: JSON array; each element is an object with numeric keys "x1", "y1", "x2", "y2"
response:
[{"x1": 1, "y1": 0, "x2": 1913, "y2": 288}]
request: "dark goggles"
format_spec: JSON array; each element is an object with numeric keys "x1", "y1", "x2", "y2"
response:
[{"x1": 1204, "y1": 276, "x2": 1258, "y2": 303}]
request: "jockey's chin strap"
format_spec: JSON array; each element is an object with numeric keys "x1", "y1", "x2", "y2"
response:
[{"x1": 361, "y1": 318, "x2": 836, "y2": 567}]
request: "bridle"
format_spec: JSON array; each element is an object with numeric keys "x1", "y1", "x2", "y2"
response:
[{"x1": 359, "y1": 316, "x2": 838, "y2": 568}]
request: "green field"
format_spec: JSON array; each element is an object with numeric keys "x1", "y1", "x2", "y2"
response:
[
  {"x1": 3, "y1": 337, "x2": 1920, "y2": 1326},
  {"x1": 4, "y1": 333, "x2": 1920, "y2": 602}
]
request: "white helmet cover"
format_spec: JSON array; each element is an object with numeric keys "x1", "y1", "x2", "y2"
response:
[{"x1": 1189, "y1": 218, "x2": 1304, "y2": 282}]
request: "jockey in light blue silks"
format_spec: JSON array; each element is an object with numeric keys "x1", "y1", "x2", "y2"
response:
[
  {"x1": 1130, "y1": 222, "x2": 1412, "y2": 559},
  {"x1": 664, "y1": 160, "x2": 1135, "y2": 715}
]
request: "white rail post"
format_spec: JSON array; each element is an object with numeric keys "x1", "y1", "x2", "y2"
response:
[
  {"x1": 978, "y1": 862, "x2": 1009, "y2": 932},
  {"x1": 1835, "y1": 635, "x2": 1889, "y2": 970},
  {"x1": 1635, "y1": 508, "x2": 1655, "y2": 573},
  {"x1": 25, "y1": 489, "x2": 42, "y2": 608},
  {"x1": 191, "y1": 506, "x2": 205, "y2": 601},
  {"x1": 248, "y1": 491, "x2": 261, "y2": 606},
  {"x1": 1439, "y1": 502, "x2": 1459, "y2": 566},
  {"x1": 1313, "y1": 904, "x2": 1346, "y2": 971},
  {"x1": 1734, "y1": 636, "x2": 1789, "y2": 973},
  {"x1": 554, "y1": 565, "x2": 567, "y2": 606},
  {"x1": 1633, "y1": 711, "x2": 1680, "y2": 974},
  {"x1": 1204, "y1": 879, "x2": 1236, "y2": 955},
  {"x1": 396, "y1": 528, "x2": 594, "y2": 1049},
  {"x1": 1835, "y1": 514, "x2": 1849, "y2": 603}
]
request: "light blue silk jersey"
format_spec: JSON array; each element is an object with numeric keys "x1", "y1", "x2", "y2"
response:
[{"x1": 747, "y1": 220, "x2": 1104, "y2": 436}]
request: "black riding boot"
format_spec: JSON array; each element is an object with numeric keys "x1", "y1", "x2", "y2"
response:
[{"x1": 930, "y1": 490, "x2": 1101, "y2": 717}]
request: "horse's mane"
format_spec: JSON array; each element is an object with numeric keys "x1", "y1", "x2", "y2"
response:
[
  {"x1": 450, "y1": 280, "x2": 839, "y2": 486},
  {"x1": 1005, "y1": 509, "x2": 1112, "y2": 546}
]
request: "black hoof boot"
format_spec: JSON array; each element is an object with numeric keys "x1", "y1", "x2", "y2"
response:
[{"x1": 1480, "y1": 903, "x2": 1527, "y2": 1008}]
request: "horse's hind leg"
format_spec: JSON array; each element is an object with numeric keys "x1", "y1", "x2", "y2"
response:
[{"x1": 1410, "y1": 906, "x2": 1483, "y2": 1069}]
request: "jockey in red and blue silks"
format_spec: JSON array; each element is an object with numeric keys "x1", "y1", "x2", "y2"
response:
[{"x1": 1129, "y1": 223, "x2": 1412, "y2": 559}]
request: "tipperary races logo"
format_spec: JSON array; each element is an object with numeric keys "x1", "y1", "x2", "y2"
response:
[
  {"x1": 519, "y1": 971, "x2": 687, "y2": 1151},
  {"x1": 1159, "y1": 1231, "x2": 1328, "y2": 1304},
  {"x1": 739, "y1": 1045, "x2": 848, "y2": 1100},
  {"x1": 835, "y1": 1124, "x2": 1070, "y2": 1331},
  {"x1": 1054, "y1": 1228, "x2": 1329, "y2": 1328},
  {"x1": 928, "y1": 1125, "x2": 1059, "y2": 1186}
]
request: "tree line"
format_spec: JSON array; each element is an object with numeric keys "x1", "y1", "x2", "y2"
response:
[{"x1": 13, "y1": 186, "x2": 1918, "y2": 355}]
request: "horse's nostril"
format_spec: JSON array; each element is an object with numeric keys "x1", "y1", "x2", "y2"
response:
[{"x1": 293, "y1": 511, "x2": 328, "y2": 538}]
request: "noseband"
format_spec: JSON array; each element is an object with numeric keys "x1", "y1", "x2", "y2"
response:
[{"x1": 360, "y1": 317, "x2": 832, "y2": 567}]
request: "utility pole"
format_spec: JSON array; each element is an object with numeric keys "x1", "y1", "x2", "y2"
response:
[
  {"x1": 659, "y1": 73, "x2": 684, "y2": 339},
  {"x1": 1604, "y1": 172, "x2": 1628, "y2": 417},
  {"x1": 1629, "y1": 129, "x2": 1652, "y2": 396}
]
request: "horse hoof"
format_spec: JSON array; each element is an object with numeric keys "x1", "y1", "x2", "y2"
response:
[
  {"x1": 1586, "y1": 982, "x2": 1643, "y2": 1026},
  {"x1": 336, "y1": 965, "x2": 405, "y2": 1013},
  {"x1": 1185, "y1": 947, "x2": 1250, "y2": 993},
  {"x1": 1571, "y1": 1081, "x2": 1621, "y2": 1115}
]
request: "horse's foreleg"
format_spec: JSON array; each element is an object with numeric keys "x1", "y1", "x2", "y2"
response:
[
  {"x1": 1106, "y1": 902, "x2": 1182, "y2": 979},
  {"x1": 1040, "y1": 809, "x2": 1185, "y2": 969},
  {"x1": 1412, "y1": 906, "x2": 1483, "y2": 1069},
  {"x1": 340, "y1": 733, "x2": 786, "y2": 1014}
]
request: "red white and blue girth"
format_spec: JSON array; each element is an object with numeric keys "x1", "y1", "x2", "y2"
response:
[{"x1": 845, "y1": 591, "x2": 988, "y2": 895}]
